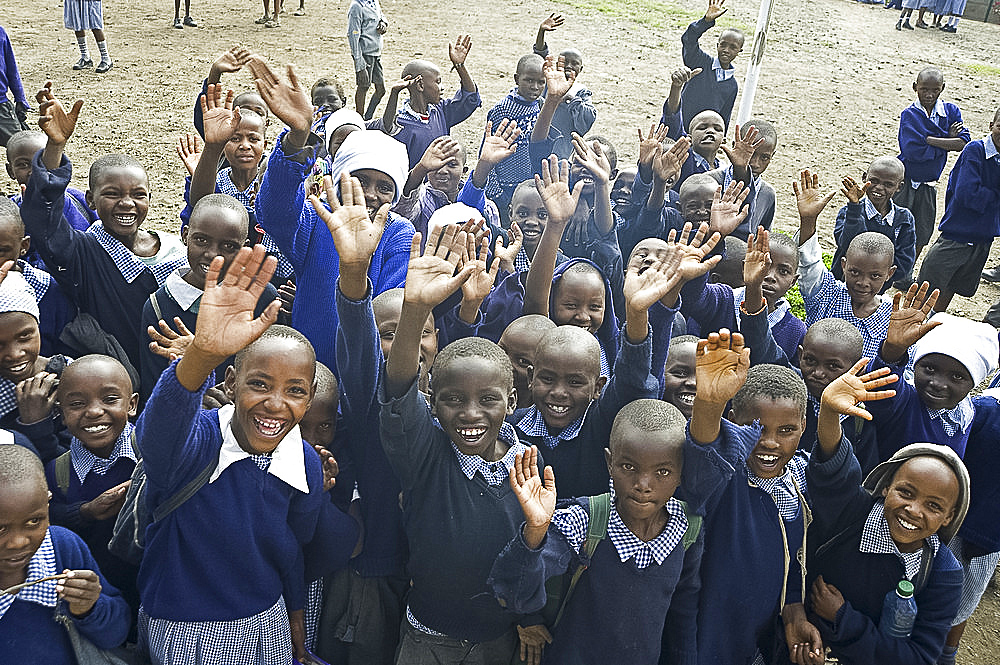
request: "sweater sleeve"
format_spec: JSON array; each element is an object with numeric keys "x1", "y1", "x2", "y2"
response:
[
  {"x1": 650, "y1": 301, "x2": 680, "y2": 393},
  {"x1": 335, "y1": 282, "x2": 382, "y2": 422},
  {"x1": 679, "y1": 272, "x2": 737, "y2": 334},
  {"x1": 898, "y1": 108, "x2": 943, "y2": 165},
  {"x1": 661, "y1": 527, "x2": 703, "y2": 665},
  {"x1": 804, "y1": 435, "x2": 871, "y2": 540},
  {"x1": 797, "y1": 234, "x2": 832, "y2": 304},
  {"x1": 378, "y1": 375, "x2": 442, "y2": 490},
  {"x1": 346, "y1": 3, "x2": 367, "y2": 71},
  {"x1": 1, "y1": 30, "x2": 26, "y2": 105},
  {"x1": 834, "y1": 202, "x2": 865, "y2": 248},
  {"x1": 949, "y1": 142, "x2": 1000, "y2": 215},
  {"x1": 441, "y1": 87, "x2": 482, "y2": 128},
  {"x1": 681, "y1": 19, "x2": 714, "y2": 71},
  {"x1": 370, "y1": 216, "x2": 415, "y2": 295},
  {"x1": 739, "y1": 302, "x2": 791, "y2": 368},
  {"x1": 564, "y1": 89, "x2": 597, "y2": 136},
  {"x1": 678, "y1": 422, "x2": 741, "y2": 516},
  {"x1": 594, "y1": 327, "x2": 659, "y2": 425},
  {"x1": 893, "y1": 208, "x2": 917, "y2": 281},
  {"x1": 487, "y1": 523, "x2": 579, "y2": 615}
]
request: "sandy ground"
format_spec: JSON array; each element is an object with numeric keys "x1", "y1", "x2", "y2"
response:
[{"x1": 4, "y1": 0, "x2": 1000, "y2": 659}]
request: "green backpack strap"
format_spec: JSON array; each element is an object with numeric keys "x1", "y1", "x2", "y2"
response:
[
  {"x1": 551, "y1": 493, "x2": 611, "y2": 628},
  {"x1": 53, "y1": 451, "x2": 72, "y2": 496},
  {"x1": 677, "y1": 500, "x2": 702, "y2": 551}
]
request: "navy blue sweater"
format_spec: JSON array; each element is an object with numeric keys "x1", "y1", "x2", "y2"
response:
[
  {"x1": 957, "y1": 394, "x2": 1000, "y2": 553},
  {"x1": 832, "y1": 202, "x2": 916, "y2": 289},
  {"x1": 679, "y1": 18, "x2": 738, "y2": 130},
  {"x1": 0, "y1": 526, "x2": 130, "y2": 661},
  {"x1": 935, "y1": 138, "x2": 1000, "y2": 244},
  {"x1": 897, "y1": 102, "x2": 970, "y2": 184},
  {"x1": 805, "y1": 438, "x2": 962, "y2": 665},
  {"x1": 136, "y1": 362, "x2": 358, "y2": 620},
  {"x1": 489, "y1": 496, "x2": 702, "y2": 665}
]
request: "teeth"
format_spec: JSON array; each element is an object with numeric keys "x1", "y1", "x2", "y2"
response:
[
  {"x1": 7, "y1": 362, "x2": 29, "y2": 373},
  {"x1": 898, "y1": 517, "x2": 919, "y2": 531},
  {"x1": 114, "y1": 215, "x2": 136, "y2": 225},
  {"x1": 458, "y1": 427, "x2": 487, "y2": 438},
  {"x1": 547, "y1": 404, "x2": 570, "y2": 414},
  {"x1": 83, "y1": 424, "x2": 110, "y2": 433},
  {"x1": 678, "y1": 394, "x2": 695, "y2": 405},
  {"x1": 757, "y1": 454, "x2": 779, "y2": 463},
  {"x1": 254, "y1": 417, "x2": 283, "y2": 436}
]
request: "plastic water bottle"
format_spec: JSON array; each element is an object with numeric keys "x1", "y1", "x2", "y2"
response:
[{"x1": 879, "y1": 580, "x2": 918, "y2": 637}]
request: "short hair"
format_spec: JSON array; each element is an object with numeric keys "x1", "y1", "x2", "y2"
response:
[
  {"x1": 668, "y1": 334, "x2": 699, "y2": 352},
  {"x1": 744, "y1": 119, "x2": 777, "y2": 147},
  {"x1": 732, "y1": 364, "x2": 808, "y2": 419},
  {"x1": 720, "y1": 27, "x2": 745, "y2": 42},
  {"x1": 803, "y1": 318, "x2": 864, "y2": 364},
  {"x1": 516, "y1": 53, "x2": 544, "y2": 76},
  {"x1": 60, "y1": 353, "x2": 134, "y2": 392},
  {"x1": 234, "y1": 325, "x2": 316, "y2": 375},
  {"x1": 0, "y1": 444, "x2": 45, "y2": 491},
  {"x1": 723, "y1": 236, "x2": 748, "y2": 261},
  {"x1": 867, "y1": 155, "x2": 905, "y2": 181},
  {"x1": 503, "y1": 314, "x2": 557, "y2": 338},
  {"x1": 233, "y1": 91, "x2": 268, "y2": 116},
  {"x1": 847, "y1": 231, "x2": 895, "y2": 262},
  {"x1": 310, "y1": 76, "x2": 346, "y2": 100},
  {"x1": 916, "y1": 67, "x2": 944, "y2": 86},
  {"x1": 190, "y1": 193, "x2": 251, "y2": 238},
  {"x1": 5, "y1": 130, "x2": 45, "y2": 158},
  {"x1": 687, "y1": 110, "x2": 725, "y2": 134},
  {"x1": 0, "y1": 197, "x2": 23, "y2": 233},
  {"x1": 678, "y1": 173, "x2": 719, "y2": 201},
  {"x1": 559, "y1": 47, "x2": 584, "y2": 62},
  {"x1": 402, "y1": 59, "x2": 439, "y2": 79},
  {"x1": 584, "y1": 135, "x2": 618, "y2": 173},
  {"x1": 610, "y1": 398, "x2": 686, "y2": 453},
  {"x1": 768, "y1": 231, "x2": 798, "y2": 257},
  {"x1": 314, "y1": 361, "x2": 338, "y2": 397},
  {"x1": 432, "y1": 336, "x2": 514, "y2": 392},
  {"x1": 535, "y1": 326, "x2": 602, "y2": 375},
  {"x1": 88, "y1": 154, "x2": 146, "y2": 191},
  {"x1": 562, "y1": 260, "x2": 604, "y2": 282},
  {"x1": 372, "y1": 288, "x2": 404, "y2": 323},
  {"x1": 993, "y1": 107, "x2": 1000, "y2": 124},
  {"x1": 511, "y1": 179, "x2": 537, "y2": 205}
]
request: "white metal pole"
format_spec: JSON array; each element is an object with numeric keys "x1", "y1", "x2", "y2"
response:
[{"x1": 736, "y1": 0, "x2": 777, "y2": 125}]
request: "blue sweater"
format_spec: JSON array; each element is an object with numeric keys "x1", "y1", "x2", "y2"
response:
[
  {"x1": 136, "y1": 362, "x2": 358, "y2": 621},
  {"x1": 0, "y1": 526, "x2": 130, "y2": 661},
  {"x1": 897, "y1": 102, "x2": 970, "y2": 184},
  {"x1": 254, "y1": 132, "x2": 414, "y2": 372},
  {"x1": 489, "y1": 496, "x2": 701, "y2": 665},
  {"x1": 805, "y1": 438, "x2": 962, "y2": 665},
  {"x1": 935, "y1": 137, "x2": 1000, "y2": 244},
  {"x1": 957, "y1": 394, "x2": 1000, "y2": 553},
  {"x1": 682, "y1": 421, "x2": 808, "y2": 665},
  {"x1": 832, "y1": 202, "x2": 916, "y2": 289},
  {"x1": 679, "y1": 19, "x2": 738, "y2": 130},
  {"x1": 483, "y1": 91, "x2": 542, "y2": 197},
  {"x1": 335, "y1": 283, "x2": 408, "y2": 578}
]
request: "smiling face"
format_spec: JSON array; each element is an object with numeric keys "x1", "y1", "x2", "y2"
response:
[
  {"x1": 552, "y1": 269, "x2": 606, "y2": 333},
  {"x1": 762, "y1": 242, "x2": 799, "y2": 306},
  {"x1": 733, "y1": 396, "x2": 805, "y2": 479},
  {"x1": 0, "y1": 480, "x2": 49, "y2": 586},
  {"x1": 428, "y1": 147, "x2": 466, "y2": 196},
  {"x1": 225, "y1": 337, "x2": 316, "y2": 455},
  {"x1": 87, "y1": 165, "x2": 150, "y2": 241},
  {"x1": 798, "y1": 335, "x2": 859, "y2": 400},
  {"x1": 312, "y1": 84, "x2": 345, "y2": 112},
  {"x1": 223, "y1": 113, "x2": 266, "y2": 177},
  {"x1": 688, "y1": 111, "x2": 725, "y2": 160},
  {"x1": 0, "y1": 312, "x2": 41, "y2": 384},
  {"x1": 529, "y1": 342, "x2": 605, "y2": 430},
  {"x1": 298, "y1": 387, "x2": 337, "y2": 449},
  {"x1": 663, "y1": 342, "x2": 697, "y2": 418},
  {"x1": 57, "y1": 358, "x2": 138, "y2": 456},
  {"x1": 678, "y1": 183, "x2": 717, "y2": 225},
  {"x1": 569, "y1": 154, "x2": 597, "y2": 199},
  {"x1": 716, "y1": 30, "x2": 744, "y2": 68},
  {"x1": 430, "y1": 356, "x2": 515, "y2": 459},
  {"x1": 181, "y1": 206, "x2": 248, "y2": 290},
  {"x1": 882, "y1": 457, "x2": 958, "y2": 552},
  {"x1": 913, "y1": 353, "x2": 975, "y2": 411},
  {"x1": 5, "y1": 135, "x2": 46, "y2": 186},
  {"x1": 611, "y1": 168, "x2": 637, "y2": 208},
  {"x1": 374, "y1": 292, "x2": 438, "y2": 389},
  {"x1": 841, "y1": 249, "x2": 895, "y2": 306},
  {"x1": 514, "y1": 60, "x2": 546, "y2": 102},
  {"x1": 352, "y1": 168, "x2": 397, "y2": 221},
  {"x1": 510, "y1": 184, "x2": 548, "y2": 256},
  {"x1": 863, "y1": 162, "x2": 903, "y2": 214},
  {"x1": 606, "y1": 423, "x2": 684, "y2": 523}
]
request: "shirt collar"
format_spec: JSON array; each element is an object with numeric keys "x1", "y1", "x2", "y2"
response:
[
  {"x1": 860, "y1": 502, "x2": 940, "y2": 579},
  {"x1": 984, "y1": 135, "x2": 999, "y2": 161},
  {"x1": 712, "y1": 56, "x2": 735, "y2": 81},
  {"x1": 913, "y1": 99, "x2": 946, "y2": 119},
  {"x1": 70, "y1": 422, "x2": 136, "y2": 484},
  {"x1": 517, "y1": 404, "x2": 590, "y2": 449},
  {"x1": 211, "y1": 404, "x2": 310, "y2": 493},
  {"x1": 86, "y1": 223, "x2": 185, "y2": 285},
  {"x1": 402, "y1": 102, "x2": 431, "y2": 123},
  {"x1": 164, "y1": 268, "x2": 203, "y2": 311},
  {"x1": 450, "y1": 424, "x2": 524, "y2": 485},
  {"x1": 16, "y1": 260, "x2": 50, "y2": 301},
  {"x1": 606, "y1": 481, "x2": 689, "y2": 566},
  {"x1": 862, "y1": 195, "x2": 896, "y2": 226},
  {"x1": 0, "y1": 530, "x2": 58, "y2": 620},
  {"x1": 925, "y1": 395, "x2": 974, "y2": 436}
]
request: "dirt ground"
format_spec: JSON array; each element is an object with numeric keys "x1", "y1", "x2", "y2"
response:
[{"x1": 4, "y1": 0, "x2": 1000, "y2": 658}]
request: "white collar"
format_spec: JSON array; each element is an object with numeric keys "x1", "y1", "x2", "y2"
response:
[
  {"x1": 211, "y1": 404, "x2": 310, "y2": 493},
  {"x1": 984, "y1": 135, "x2": 999, "y2": 161},
  {"x1": 164, "y1": 268, "x2": 203, "y2": 311},
  {"x1": 913, "y1": 99, "x2": 946, "y2": 119},
  {"x1": 862, "y1": 195, "x2": 896, "y2": 225}
]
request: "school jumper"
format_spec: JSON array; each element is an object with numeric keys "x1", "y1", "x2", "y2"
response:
[
  {"x1": 13, "y1": 187, "x2": 98, "y2": 270},
  {"x1": 960, "y1": 394, "x2": 1000, "y2": 554},
  {"x1": 21, "y1": 153, "x2": 186, "y2": 370},
  {"x1": 255, "y1": 132, "x2": 413, "y2": 372},
  {"x1": 805, "y1": 438, "x2": 962, "y2": 665},
  {"x1": 679, "y1": 18, "x2": 738, "y2": 130},
  {"x1": 707, "y1": 166, "x2": 775, "y2": 242},
  {"x1": 832, "y1": 199, "x2": 917, "y2": 288},
  {"x1": 17, "y1": 260, "x2": 77, "y2": 357},
  {"x1": 933, "y1": 136, "x2": 1000, "y2": 245},
  {"x1": 482, "y1": 91, "x2": 543, "y2": 204},
  {"x1": 897, "y1": 101, "x2": 969, "y2": 185}
]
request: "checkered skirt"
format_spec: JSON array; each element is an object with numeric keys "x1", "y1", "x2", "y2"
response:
[{"x1": 63, "y1": 0, "x2": 104, "y2": 30}]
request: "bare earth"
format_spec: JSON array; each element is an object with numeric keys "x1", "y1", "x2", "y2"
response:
[{"x1": 4, "y1": 0, "x2": 1000, "y2": 659}]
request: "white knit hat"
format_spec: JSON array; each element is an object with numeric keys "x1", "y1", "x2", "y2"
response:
[
  {"x1": 329, "y1": 130, "x2": 409, "y2": 206},
  {"x1": 0, "y1": 271, "x2": 39, "y2": 321},
  {"x1": 913, "y1": 312, "x2": 999, "y2": 386}
]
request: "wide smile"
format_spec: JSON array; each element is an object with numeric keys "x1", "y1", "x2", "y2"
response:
[
  {"x1": 4, "y1": 360, "x2": 32, "y2": 377},
  {"x1": 82, "y1": 423, "x2": 112, "y2": 435},
  {"x1": 675, "y1": 393, "x2": 695, "y2": 407},
  {"x1": 896, "y1": 515, "x2": 920, "y2": 532},
  {"x1": 456, "y1": 426, "x2": 488, "y2": 444},
  {"x1": 253, "y1": 416, "x2": 287, "y2": 438},
  {"x1": 1, "y1": 552, "x2": 32, "y2": 567},
  {"x1": 752, "y1": 451, "x2": 783, "y2": 475},
  {"x1": 113, "y1": 213, "x2": 138, "y2": 228},
  {"x1": 544, "y1": 402, "x2": 571, "y2": 418}
]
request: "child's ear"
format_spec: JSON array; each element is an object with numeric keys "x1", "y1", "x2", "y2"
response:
[
  {"x1": 507, "y1": 387, "x2": 517, "y2": 415},
  {"x1": 886, "y1": 265, "x2": 897, "y2": 281},
  {"x1": 593, "y1": 376, "x2": 608, "y2": 399},
  {"x1": 4, "y1": 163, "x2": 13, "y2": 179},
  {"x1": 912, "y1": 81, "x2": 918, "y2": 93},
  {"x1": 862, "y1": 171, "x2": 869, "y2": 182},
  {"x1": 223, "y1": 365, "x2": 237, "y2": 401},
  {"x1": 604, "y1": 447, "x2": 613, "y2": 474},
  {"x1": 20, "y1": 235, "x2": 30, "y2": 257},
  {"x1": 127, "y1": 392, "x2": 139, "y2": 418},
  {"x1": 181, "y1": 226, "x2": 189, "y2": 244},
  {"x1": 428, "y1": 389, "x2": 437, "y2": 416},
  {"x1": 881, "y1": 485, "x2": 889, "y2": 498},
  {"x1": 797, "y1": 344, "x2": 804, "y2": 359},
  {"x1": 840, "y1": 256, "x2": 848, "y2": 273},
  {"x1": 85, "y1": 190, "x2": 95, "y2": 209},
  {"x1": 513, "y1": 73, "x2": 520, "y2": 85},
  {"x1": 726, "y1": 408, "x2": 736, "y2": 423}
]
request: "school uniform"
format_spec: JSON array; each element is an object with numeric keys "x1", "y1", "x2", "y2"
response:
[
  {"x1": 832, "y1": 197, "x2": 917, "y2": 288},
  {"x1": 532, "y1": 42, "x2": 598, "y2": 160},
  {"x1": 805, "y1": 438, "x2": 962, "y2": 665},
  {"x1": 661, "y1": 107, "x2": 720, "y2": 192},
  {"x1": 13, "y1": 187, "x2": 101, "y2": 273},
  {"x1": 678, "y1": 18, "x2": 738, "y2": 130},
  {"x1": 0, "y1": 355, "x2": 72, "y2": 463},
  {"x1": 709, "y1": 165, "x2": 775, "y2": 242},
  {"x1": 681, "y1": 420, "x2": 811, "y2": 665},
  {"x1": 489, "y1": 487, "x2": 702, "y2": 665},
  {"x1": 0, "y1": 526, "x2": 130, "y2": 661},
  {"x1": 0, "y1": 25, "x2": 28, "y2": 146},
  {"x1": 482, "y1": 91, "x2": 543, "y2": 208},
  {"x1": 17, "y1": 260, "x2": 77, "y2": 357},
  {"x1": 395, "y1": 178, "x2": 503, "y2": 250}
]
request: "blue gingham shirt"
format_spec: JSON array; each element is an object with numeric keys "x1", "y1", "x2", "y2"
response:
[
  {"x1": 517, "y1": 404, "x2": 589, "y2": 449},
  {"x1": 217, "y1": 168, "x2": 295, "y2": 281},
  {"x1": 86, "y1": 223, "x2": 185, "y2": 286},
  {"x1": 746, "y1": 442, "x2": 809, "y2": 522},
  {"x1": 0, "y1": 530, "x2": 57, "y2": 620},
  {"x1": 861, "y1": 501, "x2": 940, "y2": 580},
  {"x1": 449, "y1": 422, "x2": 525, "y2": 486},
  {"x1": 712, "y1": 56, "x2": 735, "y2": 82},
  {"x1": 862, "y1": 196, "x2": 898, "y2": 228},
  {"x1": 926, "y1": 396, "x2": 974, "y2": 438},
  {"x1": 70, "y1": 421, "x2": 136, "y2": 484},
  {"x1": 18, "y1": 260, "x2": 51, "y2": 301}
]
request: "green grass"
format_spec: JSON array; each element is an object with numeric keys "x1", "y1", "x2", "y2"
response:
[
  {"x1": 961, "y1": 62, "x2": 1000, "y2": 78},
  {"x1": 787, "y1": 251, "x2": 833, "y2": 320},
  {"x1": 554, "y1": 0, "x2": 753, "y2": 33}
]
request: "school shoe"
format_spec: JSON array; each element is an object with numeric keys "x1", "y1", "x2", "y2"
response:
[
  {"x1": 902, "y1": 19, "x2": 914, "y2": 28},
  {"x1": 96, "y1": 59, "x2": 113, "y2": 74},
  {"x1": 254, "y1": 13, "x2": 271, "y2": 23},
  {"x1": 173, "y1": 17, "x2": 183, "y2": 28},
  {"x1": 293, "y1": 7, "x2": 305, "y2": 14},
  {"x1": 981, "y1": 266, "x2": 1000, "y2": 283},
  {"x1": 183, "y1": 15, "x2": 198, "y2": 26},
  {"x1": 72, "y1": 56, "x2": 93, "y2": 70},
  {"x1": 940, "y1": 24, "x2": 957, "y2": 31},
  {"x1": 915, "y1": 20, "x2": 929, "y2": 27},
  {"x1": 264, "y1": 16, "x2": 281, "y2": 27},
  {"x1": 895, "y1": 18, "x2": 903, "y2": 29}
]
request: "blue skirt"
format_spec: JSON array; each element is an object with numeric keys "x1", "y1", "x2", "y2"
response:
[{"x1": 64, "y1": 0, "x2": 104, "y2": 30}]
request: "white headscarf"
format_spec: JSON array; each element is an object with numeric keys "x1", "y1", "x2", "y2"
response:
[
  {"x1": 913, "y1": 312, "x2": 999, "y2": 386},
  {"x1": 329, "y1": 130, "x2": 409, "y2": 206},
  {"x1": 0, "y1": 271, "x2": 39, "y2": 321}
]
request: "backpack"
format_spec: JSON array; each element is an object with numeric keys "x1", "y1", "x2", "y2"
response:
[
  {"x1": 540, "y1": 493, "x2": 702, "y2": 629},
  {"x1": 108, "y1": 429, "x2": 218, "y2": 565}
]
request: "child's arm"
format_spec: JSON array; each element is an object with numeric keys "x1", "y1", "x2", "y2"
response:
[
  {"x1": 471, "y1": 119, "x2": 521, "y2": 190},
  {"x1": 689, "y1": 329, "x2": 750, "y2": 445},
  {"x1": 878, "y1": 282, "x2": 941, "y2": 365},
  {"x1": 36, "y1": 82, "x2": 82, "y2": 172},
  {"x1": 816, "y1": 359, "x2": 896, "y2": 459},
  {"x1": 458, "y1": 233, "x2": 502, "y2": 325},
  {"x1": 402, "y1": 136, "x2": 460, "y2": 198},
  {"x1": 634, "y1": 122, "x2": 671, "y2": 197},
  {"x1": 792, "y1": 170, "x2": 837, "y2": 301},
  {"x1": 530, "y1": 56, "x2": 572, "y2": 145},
  {"x1": 448, "y1": 35, "x2": 477, "y2": 93},
  {"x1": 925, "y1": 119, "x2": 968, "y2": 152},
  {"x1": 523, "y1": 157, "x2": 582, "y2": 317},
  {"x1": 195, "y1": 47, "x2": 252, "y2": 137},
  {"x1": 570, "y1": 134, "x2": 613, "y2": 235},
  {"x1": 681, "y1": 1, "x2": 724, "y2": 70},
  {"x1": 720, "y1": 124, "x2": 762, "y2": 186},
  {"x1": 176, "y1": 133, "x2": 202, "y2": 177},
  {"x1": 644, "y1": 138, "x2": 690, "y2": 216},
  {"x1": 533, "y1": 13, "x2": 564, "y2": 55},
  {"x1": 189, "y1": 85, "x2": 240, "y2": 207},
  {"x1": 664, "y1": 66, "x2": 702, "y2": 118},
  {"x1": 739, "y1": 228, "x2": 790, "y2": 367},
  {"x1": 833, "y1": 176, "x2": 869, "y2": 246},
  {"x1": 378, "y1": 75, "x2": 418, "y2": 135},
  {"x1": 55, "y1": 538, "x2": 130, "y2": 649}
]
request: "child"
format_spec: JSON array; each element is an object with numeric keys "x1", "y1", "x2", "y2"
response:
[
  {"x1": 916, "y1": 107, "x2": 1000, "y2": 313},
  {"x1": 894, "y1": 68, "x2": 969, "y2": 271},
  {"x1": 489, "y1": 400, "x2": 703, "y2": 665},
  {"x1": 786, "y1": 361, "x2": 967, "y2": 665},
  {"x1": 714, "y1": 118, "x2": 778, "y2": 240},
  {"x1": 0, "y1": 445, "x2": 130, "y2": 660},
  {"x1": 0, "y1": 25, "x2": 28, "y2": 146},
  {"x1": 44, "y1": 354, "x2": 140, "y2": 617},
  {"x1": 499, "y1": 314, "x2": 556, "y2": 410},
  {"x1": 172, "y1": 0, "x2": 197, "y2": 28},
  {"x1": 794, "y1": 169, "x2": 896, "y2": 362},
  {"x1": 866, "y1": 287, "x2": 998, "y2": 460},
  {"x1": 21, "y1": 83, "x2": 187, "y2": 371},
  {"x1": 311, "y1": 76, "x2": 347, "y2": 116},
  {"x1": 65, "y1": 0, "x2": 113, "y2": 72},
  {"x1": 663, "y1": 334, "x2": 697, "y2": 419},
  {"x1": 136, "y1": 246, "x2": 357, "y2": 664},
  {"x1": 684, "y1": 331, "x2": 813, "y2": 665},
  {"x1": 896, "y1": 0, "x2": 920, "y2": 29},
  {"x1": 679, "y1": 0, "x2": 744, "y2": 129},
  {"x1": 711, "y1": 235, "x2": 747, "y2": 287},
  {"x1": 347, "y1": 0, "x2": 387, "y2": 120},
  {"x1": 663, "y1": 69, "x2": 728, "y2": 192},
  {"x1": 372, "y1": 36, "x2": 482, "y2": 170},
  {"x1": 832, "y1": 156, "x2": 916, "y2": 290},
  {"x1": 140, "y1": 194, "x2": 279, "y2": 402},
  {"x1": 250, "y1": 55, "x2": 414, "y2": 372},
  {"x1": 531, "y1": 15, "x2": 598, "y2": 160}
]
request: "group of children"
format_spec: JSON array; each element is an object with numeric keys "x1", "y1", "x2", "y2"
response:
[{"x1": 1, "y1": 2, "x2": 1000, "y2": 665}]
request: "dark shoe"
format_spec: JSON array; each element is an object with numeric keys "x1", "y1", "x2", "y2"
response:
[
  {"x1": 941, "y1": 24, "x2": 957, "y2": 31},
  {"x1": 173, "y1": 17, "x2": 183, "y2": 28},
  {"x1": 902, "y1": 19, "x2": 914, "y2": 28},
  {"x1": 72, "y1": 56, "x2": 93, "y2": 70},
  {"x1": 254, "y1": 13, "x2": 270, "y2": 23},
  {"x1": 896, "y1": 19, "x2": 903, "y2": 29},
  {"x1": 915, "y1": 20, "x2": 929, "y2": 27},
  {"x1": 95, "y1": 59, "x2": 113, "y2": 73},
  {"x1": 982, "y1": 266, "x2": 1000, "y2": 283},
  {"x1": 183, "y1": 15, "x2": 198, "y2": 26}
]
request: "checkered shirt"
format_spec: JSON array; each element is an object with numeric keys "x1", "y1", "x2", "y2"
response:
[
  {"x1": 514, "y1": 246, "x2": 532, "y2": 273},
  {"x1": 807, "y1": 394, "x2": 852, "y2": 423},
  {"x1": 139, "y1": 597, "x2": 291, "y2": 665},
  {"x1": 86, "y1": 223, "x2": 184, "y2": 286},
  {"x1": 926, "y1": 396, "x2": 973, "y2": 438},
  {"x1": 860, "y1": 501, "x2": 940, "y2": 580},
  {"x1": 0, "y1": 378, "x2": 18, "y2": 419},
  {"x1": 805, "y1": 273, "x2": 891, "y2": 362},
  {"x1": 17, "y1": 260, "x2": 51, "y2": 301},
  {"x1": 70, "y1": 421, "x2": 136, "y2": 484},
  {"x1": 517, "y1": 404, "x2": 589, "y2": 450},
  {"x1": 217, "y1": 168, "x2": 295, "y2": 281},
  {"x1": 746, "y1": 442, "x2": 809, "y2": 522},
  {"x1": 449, "y1": 422, "x2": 525, "y2": 486},
  {"x1": 551, "y1": 482, "x2": 689, "y2": 569},
  {"x1": 734, "y1": 286, "x2": 790, "y2": 329},
  {"x1": 249, "y1": 454, "x2": 273, "y2": 472},
  {"x1": 0, "y1": 530, "x2": 57, "y2": 621},
  {"x1": 863, "y1": 196, "x2": 898, "y2": 228}
]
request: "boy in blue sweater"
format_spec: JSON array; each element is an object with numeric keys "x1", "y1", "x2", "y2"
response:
[
  {"x1": 0, "y1": 445, "x2": 130, "y2": 661},
  {"x1": 894, "y1": 68, "x2": 970, "y2": 269},
  {"x1": 490, "y1": 400, "x2": 703, "y2": 665},
  {"x1": 136, "y1": 246, "x2": 357, "y2": 665},
  {"x1": 917, "y1": 107, "x2": 1000, "y2": 313},
  {"x1": 679, "y1": 0, "x2": 744, "y2": 130},
  {"x1": 832, "y1": 156, "x2": 916, "y2": 291}
]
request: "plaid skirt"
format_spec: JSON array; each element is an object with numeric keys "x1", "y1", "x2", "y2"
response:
[
  {"x1": 63, "y1": 0, "x2": 104, "y2": 30},
  {"x1": 139, "y1": 597, "x2": 293, "y2": 665}
]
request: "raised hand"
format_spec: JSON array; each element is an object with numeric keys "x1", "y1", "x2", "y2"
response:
[
  {"x1": 200, "y1": 84, "x2": 241, "y2": 145},
  {"x1": 709, "y1": 182, "x2": 750, "y2": 237},
  {"x1": 705, "y1": 0, "x2": 728, "y2": 21},
  {"x1": 211, "y1": 46, "x2": 252, "y2": 77},
  {"x1": 881, "y1": 281, "x2": 941, "y2": 362},
  {"x1": 56, "y1": 569, "x2": 103, "y2": 618},
  {"x1": 542, "y1": 55, "x2": 572, "y2": 100},
  {"x1": 479, "y1": 119, "x2": 521, "y2": 166},
  {"x1": 721, "y1": 124, "x2": 762, "y2": 170},
  {"x1": 571, "y1": 133, "x2": 612, "y2": 185},
  {"x1": 402, "y1": 225, "x2": 476, "y2": 309},
  {"x1": 637, "y1": 122, "x2": 670, "y2": 168},
  {"x1": 539, "y1": 12, "x2": 564, "y2": 32},
  {"x1": 460, "y1": 233, "x2": 501, "y2": 305},
  {"x1": 743, "y1": 228, "x2": 771, "y2": 289},
  {"x1": 839, "y1": 176, "x2": 869, "y2": 204},
  {"x1": 313, "y1": 444, "x2": 339, "y2": 492},
  {"x1": 418, "y1": 136, "x2": 460, "y2": 173},
  {"x1": 176, "y1": 133, "x2": 203, "y2": 176},
  {"x1": 80, "y1": 481, "x2": 130, "y2": 521},
  {"x1": 821, "y1": 359, "x2": 897, "y2": 420},
  {"x1": 449, "y1": 34, "x2": 473, "y2": 66},
  {"x1": 792, "y1": 169, "x2": 837, "y2": 224},
  {"x1": 509, "y1": 446, "x2": 557, "y2": 547},
  {"x1": 310, "y1": 173, "x2": 389, "y2": 286},
  {"x1": 624, "y1": 243, "x2": 683, "y2": 313},
  {"x1": 534, "y1": 155, "x2": 583, "y2": 227},
  {"x1": 148, "y1": 317, "x2": 195, "y2": 361},
  {"x1": 671, "y1": 66, "x2": 704, "y2": 88},
  {"x1": 696, "y1": 329, "x2": 750, "y2": 405},
  {"x1": 36, "y1": 81, "x2": 83, "y2": 147},
  {"x1": 668, "y1": 222, "x2": 723, "y2": 284},
  {"x1": 389, "y1": 75, "x2": 419, "y2": 95},
  {"x1": 494, "y1": 222, "x2": 523, "y2": 272},
  {"x1": 247, "y1": 56, "x2": 312, "y2": 134},
  {"x1": 652, "y1": 137, "x2": 691, "y2": 183},
  {"x1": 14, "y1": 372, "x2": 59, "y2": 427}
]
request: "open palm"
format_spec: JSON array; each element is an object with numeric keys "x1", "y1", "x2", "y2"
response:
[
  {"x1": 696, "y1": 330, "x2": 750, "y2": 405},
  {"x1": 311, "y1": 173, "x2": 388, "y2": 269},
  {"x1": 510, "y1": 447, "x2": 557, "y2": 529},
  {"x1": 403, "y1": 226, "x2": 475, "y2": 308}
]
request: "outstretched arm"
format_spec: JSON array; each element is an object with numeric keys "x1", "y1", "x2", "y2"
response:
[
  {"x1": 531, "y1": 56, "x2": 572, "y2": 144},
  {"x1": 190, "y1": 85, "x2": 240, "y2": 206},
  {"x1": 689, "y1": 329, "x2": 750, "y2": 445},
  {"x1": 36, "y1": 81, "x2": 83, "y2": 171},
  {"x1": 449, "y1": 35, "x2": 476, "y2": 93},
  {"x1": 571, "y1": 134, "x2": 613, "y2": 234},
  {"x1": 247, "y1": 56, "x2": 314, "y2": 152},
  {"x1": 816, "y1": 359, "x2": 897, "y2": 458}
]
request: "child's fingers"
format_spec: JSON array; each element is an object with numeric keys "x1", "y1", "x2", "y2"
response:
[{"x1": 847, "y1": 357, "x2": 870, "y2": 376}]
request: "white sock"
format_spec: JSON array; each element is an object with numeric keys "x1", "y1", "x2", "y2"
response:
[
  {"x1": 97, "y1": 40, "x2": 110, "y2": 61},
  {"x1": 77, "y1": 35, "x2": 89, "y2": 59},
  {"x1": 950, "y1": 16, "x2": 960, "y2": 26}
]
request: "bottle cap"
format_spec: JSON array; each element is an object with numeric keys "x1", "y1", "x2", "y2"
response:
[{"x1": 897, "y1": 580, "x2": 914, "y2": 597}]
